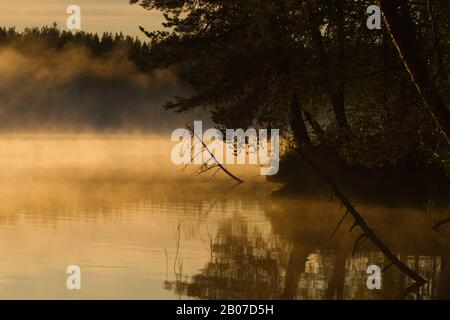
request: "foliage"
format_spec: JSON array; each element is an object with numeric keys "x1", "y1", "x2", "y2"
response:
[{"x1": 131, "y1": 0, "x2": 450, "y2": 173}]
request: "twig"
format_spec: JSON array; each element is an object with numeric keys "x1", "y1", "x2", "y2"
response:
[
  {"x1": 349, "y1": 221, "x2": 358, "y2": 232},
  {"x1": 352, "y1": 233, "x2": 367, "y2": 257},
  {"x1": 173, "y1": 222, "x2": 182, "y2": 278},
  {"x1": 186, "y1": 124, "x2": 244, "y2": 184},
  {"x1": 382, "y1": 262, "x2": 394, "y2": 272},
  {"x1": 164, "y1": 248, "x2": 168, "y2": 281},
  {"x1": 329, "y1": 210, "x2": 349, "y2": 239}
]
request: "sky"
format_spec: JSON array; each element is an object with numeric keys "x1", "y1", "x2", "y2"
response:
[{"x1": 0, "y1": 0, "x2": 165, "y2": 39}]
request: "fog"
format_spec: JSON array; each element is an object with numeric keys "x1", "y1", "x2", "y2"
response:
[{"x1": 0, "y1": 40, "x2": 207, "y2": 133}]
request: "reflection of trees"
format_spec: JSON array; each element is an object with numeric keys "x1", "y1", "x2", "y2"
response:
[
  {"x1": 166, "y1": 205, "x2": 447, "y2": 300},
  {"x1": 438, "y1": 252, "x2": 450, "y2": 299},
  {"x1": 167, "y1": 213, "x2": 341, "y2": 300},
  {"x1": 325, "y1": 252, "x2": 346, "y2": 300},
  {"x1": 166, "y1": 213, "x2": 345, "y2": 300},
  {"x1": 171, "y1": 215, "x2": 289, "y2": 299},
  {"x1": 282, "y1": 243, "x2": 308, "y2": 299}
]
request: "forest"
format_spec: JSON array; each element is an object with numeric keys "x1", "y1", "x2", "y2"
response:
[
  {"x1": 0, "y1": 24, "x2": 188, "y2": 132},
  {"x1": 0, "y1": 0, "x2": 448, "y2": 301},
  {"x1": 0, "y1": 0, "x2": 449, "y2": 194},
  {"x1": 127, "y1": 0, "x2": 450, "y2": 202},
  {"x1": 119, "y1": 0, "x2": 450, "y2": 299},
  {"x1": 0, "y1": 24, "x2": 152, "y2": 71}
]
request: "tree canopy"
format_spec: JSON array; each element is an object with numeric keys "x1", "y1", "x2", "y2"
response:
[{"x1": 132, "y1": 0, "x2": 450, "y2": 174}]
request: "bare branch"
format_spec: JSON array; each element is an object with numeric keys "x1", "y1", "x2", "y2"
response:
[
  {"x1": 352, "y1": 233, "x2": 367, "y2": 257},
  {"x1": 186, "y1": 124, "x2": 244, "y2": 184},
  {"x1": 329, "y1": 210, "x2": 349, "y2": 239}
]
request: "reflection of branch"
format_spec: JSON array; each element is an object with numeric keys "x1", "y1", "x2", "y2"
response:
[
  {"x1": 294, "y1": 147, "x2": 427, "y2": 299},
  {"x1": 174, "y1": 222, "x2": 182, "y2": 279},
  {"x1": 352, "y1": 233, "x2": 368, "y2": 256},
  {"x1": 186, "y1": 124, "x2": 244, "y2": 184},
  {"x1": 329, "y1": 210, "x2": 349, "y2": 239},
  {"x1": 164, "y1": 248, "x2": 168, "y2": 281},
  {"x1": 197, "y1": 224, "x2": 214, "y2": 260}
]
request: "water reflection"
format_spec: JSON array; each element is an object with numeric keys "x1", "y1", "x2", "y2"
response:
[
  {"x1": 0, "y1": 135, "x2": 447, "y2": 299},
  {"x1": 167, "y1": 201, "x2": 450, "y2": 300}
]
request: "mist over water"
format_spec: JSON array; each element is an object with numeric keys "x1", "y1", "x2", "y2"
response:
[
  {"x1": 0, "y1": 135, "x2": 269, "y2": 299},
  {"x1": 0, "y1": 26, "x2": 447, "y2": 300},
  {"x1": 0, "y1": 135, "x2": 446, "y2": 299},
  {"x1": 0, "y1": 40, "x2": 209, "y2": 133}
]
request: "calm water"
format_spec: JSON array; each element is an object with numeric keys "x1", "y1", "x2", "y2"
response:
[{"x1": 0, "y1": 135, "x2": 448, "y2": 299}]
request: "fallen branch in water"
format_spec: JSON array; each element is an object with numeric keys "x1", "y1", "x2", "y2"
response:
[{"x1": 294, "y1": 147, "x2": 427, "y2": 299}]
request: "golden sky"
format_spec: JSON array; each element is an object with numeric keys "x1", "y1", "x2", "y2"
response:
[{"x1": 0, "y1": 0, "x2": 164, "y2": 39}]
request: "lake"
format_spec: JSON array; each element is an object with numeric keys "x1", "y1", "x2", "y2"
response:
[{"x1": 0, "y1": 135, "x2": 447, "y2": 299}]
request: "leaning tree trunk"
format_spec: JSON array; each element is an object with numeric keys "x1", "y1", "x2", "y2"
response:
[
  {"x1": 290, "y1": 93, "x2": 312, "y2": 147},
  {"x1": 377, "y1": 0, "x2": 450, "y2": 144}
]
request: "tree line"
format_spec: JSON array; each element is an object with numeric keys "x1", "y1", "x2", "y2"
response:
[{"x1": 0, "y1": 24, "x2": 153, "y2": 72}]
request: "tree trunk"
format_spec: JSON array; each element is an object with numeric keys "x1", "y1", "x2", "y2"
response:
[
  {"x1": 304, "y1": 109, "x2": 325, "y2": 139},
  {"x1": 377, "y1": 0, "x2": 450, "y2": 144},
  {"x1": 305, "y1": 0, "x2": 350, "y2": 132},
  {"x1": 290, "y1": 93, "x2": 312, "y2": 147}
]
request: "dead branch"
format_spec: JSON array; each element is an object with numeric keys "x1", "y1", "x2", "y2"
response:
[
  {"x1": 186, "y1": 124, "x2": 244, "y2": 184},
  {"x1": 352, "y1": 233, "x2": 367, "y2": 257},
  {"x1": 329, "y1": 210, "x2": 349, "y2": 239},
  {"x1": 349, "y1": 221, "x2": 358, "y2": 232},
  {"x1": 382, "y1": 262, "x2": 394, "y2": 273}
]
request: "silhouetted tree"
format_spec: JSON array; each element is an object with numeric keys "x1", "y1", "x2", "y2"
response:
[{"x1": 131, "y1": 0, "x2": 450, "y2": 174}]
